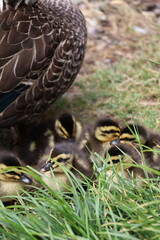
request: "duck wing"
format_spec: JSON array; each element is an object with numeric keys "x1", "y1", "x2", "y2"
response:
[
  {"x1": 0, "y1": 6, "x2": 55, "y2": 91},
  {"x1": 0, "y1": 2, "x2": 87, "y2": 126}
]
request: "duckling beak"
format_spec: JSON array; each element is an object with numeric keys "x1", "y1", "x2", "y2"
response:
[
  {"x1": 110, "y1": 138, "x2": 121, "y2": 145},
  {"x1": 41, "y1": 162, "x2": 53, "y2": 172},
  {"x1": 20, "y1": 174, "x2": 32, "y2": 184}
]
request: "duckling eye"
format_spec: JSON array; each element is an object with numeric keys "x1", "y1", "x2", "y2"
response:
[
  {"x1": 102, "y1": 130, "x2": 119, "y2": 134},
  {"x1": 108, "y1": 159, "x2": 120, "y2": 164},
  {"x1": 121, "y1": 137, "x2": 135, "y2": 142},
  {"x1": 6, "y1": 171, "x2": 17, "y2": 175},
  {"x1": 57, "y1": 158, "x2": 68, "y2": 163},
  {"x1": 102, "y1": 130, "x2": 111, "y2": 134},
  {"x1": 109, "y1": 130, "x2": 119, "y2": 134}
]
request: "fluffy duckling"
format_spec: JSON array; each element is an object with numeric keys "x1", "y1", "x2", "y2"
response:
[
  {"x1": 13, "y1": 122, "x2": 54, "y2": 168},
  {"x1": 107, "y1": 143, "x2": 141, "y2": 169},
  {"x1": 78, "y1": 117, "x2": 121, "y2": 164},
  {"x1": 41, "y1": 142, "x2": 93, "y2": 192},
  {"x1": 106, "y1": 144, "x2": 158, "y2": 186},
  {"x1": 0, "y1": 151, "x2": 32, "y2": 202},
  {"x1": 13, "y1": 113, "x2": 82, "y2": 168},
  {"x1": 111, "y1": 123, "x2": 160, "y2": 166},
  {"x1": 53, "y1": 113, "x2": 82, "y2": 142},
  {"x1": 111, "y1": 124, "x2": 148, "y2": 146}
]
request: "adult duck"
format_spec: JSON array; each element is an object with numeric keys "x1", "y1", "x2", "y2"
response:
[{"x1": 0, "y1": 0, "x2": 87, "y2": 127}]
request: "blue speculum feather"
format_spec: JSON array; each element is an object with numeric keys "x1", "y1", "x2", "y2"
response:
[{"x1": 0, "y1": 84, "x2": 29, "y2": 113}]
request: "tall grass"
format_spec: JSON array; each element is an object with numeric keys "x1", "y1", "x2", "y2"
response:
[{"x1": 0, "y1": 151, "x2": 160, "y2": 240}]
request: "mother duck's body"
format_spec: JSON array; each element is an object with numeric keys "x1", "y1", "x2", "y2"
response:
[{"x1": 0, "y1": 0, "x2": 87, "y2": 126}]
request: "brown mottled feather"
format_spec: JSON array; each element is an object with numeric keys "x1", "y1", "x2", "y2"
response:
[{"x1": 0, "y1": 0, "x2": 87, "y2": 126}]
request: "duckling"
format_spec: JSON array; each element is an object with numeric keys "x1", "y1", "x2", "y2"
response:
[
  {"x1": 111, "y1": 124, "x2": 148, "y2": 146},
  {"x1": 111, "y1": 123, "x2": 160, "y2": 167},
  {"x1": 13, "y1": 121, "x2": 54, "y2": 169},
  {"x1": 106, "y1": 144, "x2": 158, "y2": 186},
  {"x1": 0, "y1": 151, "x2": 32, "y2": 202},
  {"x1": 53, "y1": 112, "x2": 82, "y2": 142},
  {"x1": 13, "y1": 113, "x2": 82, "y2": 168},
  {"x1": 107, "y1": 143, "x2": 141, "y2": 170},
  {"x1": 41, "y1": 142, "x2": 93, "y2": 192},
  {"x1": 78, "y1": 117, "x2": 121, "y2": 165}
]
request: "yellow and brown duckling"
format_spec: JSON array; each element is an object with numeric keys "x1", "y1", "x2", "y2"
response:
[
  {"x1": 111, "y1": 124, "x2": 148, "y2": 146},
  {"x1": 78, "y1": 117, "x2": 121, "y2": 165},
  {"x1": 107, "y1": 143, "x2": 141, "y2": 170},
  {"x1": 0, "y1": 151, "x2": 32, "y2": 202},
  {"x1": 41, "y1": 142, "x2": 93, "y2": 192},
  {"x1": 111, "y1": 123, "x2": 160, "y2": 167},
  {"x1": 106, "y1": 144, "x2": 158, "y2": 186},
  {"x1": 13, "y1": 113, "x2": 82, "y2": 168},
  {"x1": 13, "y1": 121, "x2": 54, "y2": 169},
  {"x1": 53, "y1": 113, "x2": 82, "y2": 143}
]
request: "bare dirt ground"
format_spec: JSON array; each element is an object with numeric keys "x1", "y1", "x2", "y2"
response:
[{"x1": 77, "y1": 0, "x2": 160, "y2": 75}]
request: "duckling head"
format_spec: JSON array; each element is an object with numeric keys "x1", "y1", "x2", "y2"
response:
[
  {"x1": 40, "y1": 143, "x2": 79, "y2": 192},
  {"x1": 55, "y1": 113, "x2": 82, "y2": 140},
  {"x1": 111, "y1": 124, "x2": 148, "y2": 146},
  {"x1": 107, "y1": 144, "x2": 135, "y2": 169},
  {"x1": 0, "y1": 151, "x2": 32, "y2": 202},
  {"x1": 41, "y1": 143, "x2": 76, "y2": 174},
  {"x1": 94, "y1": 118, "x2": 121, "y2": 142},
  {"x1": 0, "y1": 152, "x2": 32, "y2": 184},
  {"x1": 106, "y1": 144, "x2": 144, "y2": 186}
]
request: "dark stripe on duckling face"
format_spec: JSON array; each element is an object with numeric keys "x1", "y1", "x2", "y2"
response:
[
  {"x1": 0, "y1": 152, "x2": 32, "y2": 184},
  {"x1": 94, "y1": 119, "x2": 121, "y2": 142},
  {"x1": 0, "y1": 165, "x2": 32, "y2": 184},
  {"x1": 120, "y1": 124, "x2": 148, "y2": 144},
  {"x1": 120, "y1": 133, "x2": 137, "y2": 143},
  {"x1": 42, "y1": 153, "x2": 73, "y2": 172},
  {"x1": 107, "y1": 145, "x2": 134, "y2": 170},
  {"x1": 107, "y1": 159, "x2": 120, "y2": 164},
  {"x1": 111, "y1": 124, "x2": 148, "y2": 145},
  {"x1": 51, "y1": 154, "x2": 72, "y2": 169},
  {"x1": 95, "y1": 125, "x2": 121, "y2": 142},
  {"x1": 107, "y1": 147, "x2": 124, "y2": 164}
]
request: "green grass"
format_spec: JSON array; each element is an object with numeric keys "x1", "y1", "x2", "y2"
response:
[
  {"x1": 51, "y1": 57, "x2": 160, "y2": 129},
  {"x1": 1, "y1": 160, "x2": 160, "y2": 240}
]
